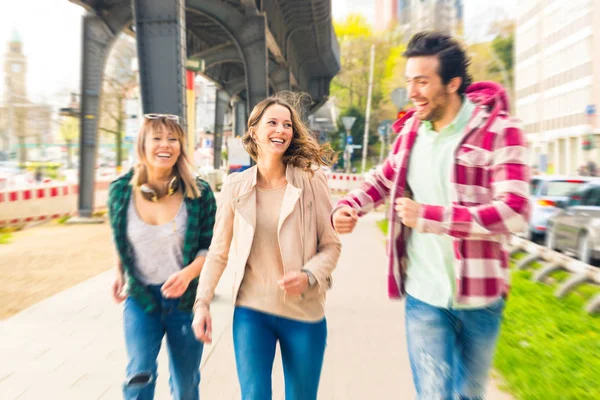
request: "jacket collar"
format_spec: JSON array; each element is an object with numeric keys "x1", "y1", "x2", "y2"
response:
[
  {"x1": 234, "y1": 164, "x2": 303, "y2": 231},
  {"x1": 238, "y1": 164, "x2": 302, "y2": 196}
]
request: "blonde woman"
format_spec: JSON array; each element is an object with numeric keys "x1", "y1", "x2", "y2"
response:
[
  {"x1": 108, "y1": 114, "x2": 216, "y2": 400},
  {"x1": 192, "y1": 93, "x2": 341, "y2": 400}
]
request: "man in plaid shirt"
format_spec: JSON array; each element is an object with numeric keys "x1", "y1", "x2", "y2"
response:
[{"x1": 333, "y1": 32, "x2": 530, "y2": 399}]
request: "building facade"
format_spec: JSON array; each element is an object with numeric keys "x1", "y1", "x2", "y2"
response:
[
  {"x1": 375, "y1": 0, "x2": 461, "y2": 35},
  {"x1": 0, "y1": 31, "x2": 51, "y2": 162},
  {"x1": 515, "y1": 0, "x2": 600, "y2": 175}
]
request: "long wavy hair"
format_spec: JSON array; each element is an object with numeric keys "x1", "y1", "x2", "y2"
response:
[
  {"x1": 241, "y1": 92, "x2": 336, "y2": 173},
  {"x1": 130, "y1": 117, "x2": 200, "y2": 199}
]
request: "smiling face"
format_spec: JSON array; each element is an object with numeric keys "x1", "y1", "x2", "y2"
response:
[
  {"x1": 251, "y1": 104, "x2": 294, "y2": 160},
  {"x1": 143, "y1": 125, "x2": 181, "y2": 173},
  {"x1": 405, "y1": 55, "x2": 454, "y2": 123}
]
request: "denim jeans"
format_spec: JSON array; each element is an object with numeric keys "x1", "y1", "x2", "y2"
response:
[
  {"x1": 405, "y1": 294, "x2": 505, "y2": 400},
  {"x1": 232, "y1": 306, "x2": 327, "y2": 400},
  {"x1": 122, "y1": 285, "x2": 204, "y2": 400}
]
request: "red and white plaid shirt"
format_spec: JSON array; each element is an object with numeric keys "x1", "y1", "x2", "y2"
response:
[{"x1": 336, "y1": 82, "x2": 530, "y2": 306}]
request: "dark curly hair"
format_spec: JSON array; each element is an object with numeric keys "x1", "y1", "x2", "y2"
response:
[
  {"x1": 403, "y1": 31, "x2": 473, "y2": 95},
  {"x1": 241, "y1": 91, "x2": 336, "y2": 173}
]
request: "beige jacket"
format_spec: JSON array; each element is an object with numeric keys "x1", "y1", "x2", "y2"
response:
[{"x1": 196, "y1": 165, "x2": 342, "y2": 316}]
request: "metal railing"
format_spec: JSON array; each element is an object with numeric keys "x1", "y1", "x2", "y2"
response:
[{"x1": 509, "y1": 236, "x2": 600, "y2": 314}]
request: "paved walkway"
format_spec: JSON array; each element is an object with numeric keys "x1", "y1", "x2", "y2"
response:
[{"x1": 0, "y1": 211, "x2": 513, "y2": 399}]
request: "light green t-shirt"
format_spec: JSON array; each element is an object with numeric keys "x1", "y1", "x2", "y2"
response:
[{"x1": 405, "y1": 97, "x2": 475, "y2": 309}]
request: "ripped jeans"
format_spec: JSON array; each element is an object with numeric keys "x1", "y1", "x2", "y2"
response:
[
  {"x1": 405, "y1": 295, "x2": 505, "y2": 400},
  {"x1": 122, "y1": 285, "x2": 203, "y2": 400}
]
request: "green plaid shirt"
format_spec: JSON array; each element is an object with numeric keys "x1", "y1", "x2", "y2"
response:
[{"x1": 108, "y1": 170, "x2": 216, "y2": 313}]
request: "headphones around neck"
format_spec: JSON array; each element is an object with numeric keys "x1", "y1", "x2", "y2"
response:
[{"x1": 140, "y1": 176, "x2": 179, "y2": 202}]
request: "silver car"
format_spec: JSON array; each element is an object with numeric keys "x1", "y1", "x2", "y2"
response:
[
  {"x1": 545, "y1": 179, "x2": 600, "y2": 265},
  {"x1": 527, "y1": 176, "x2": 593, "y2": 241}
]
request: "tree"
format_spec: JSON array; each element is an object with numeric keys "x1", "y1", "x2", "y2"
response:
[
  {"x1": 331, "y1": 14, "x2": 405, "y2": 166},
  {"x1": 489, "y1": 24, "x2": 514, "y2": 88},
  {"x1": 486, "y1": 20, "x2": 515, "y2": 104},
  {"x1": 99, "y1": 34, "x2": 137, "y2": 170}
]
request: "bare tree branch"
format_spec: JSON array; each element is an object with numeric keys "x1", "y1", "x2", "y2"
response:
[{"x1": 99, "y1": 127, "x2": 120, "y2": 135}]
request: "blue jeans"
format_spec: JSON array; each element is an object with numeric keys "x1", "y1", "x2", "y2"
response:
[
  {"x1": 122, "y1": 285, "x2": 204, "y2": 400},
  {"x1": 232, "y1": 306, "x2": 327, "y2": 400},
  {"x1": 405, "y1": 295, "x2": 505, "y2": 400}
]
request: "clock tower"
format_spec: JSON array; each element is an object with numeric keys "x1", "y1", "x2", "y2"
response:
[{"x1": 4, "y1": 30, "x2": 27, "y2": 104}]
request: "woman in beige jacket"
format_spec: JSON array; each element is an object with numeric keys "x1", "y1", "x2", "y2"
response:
[{"x1": 192, "y1": 93, "x2": 341, "y2": 400}]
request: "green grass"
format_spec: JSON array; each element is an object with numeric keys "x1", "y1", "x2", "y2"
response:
[
  {"x1": 0, "y1": 227, "x2": 19, "y2": 244},
  {"x1": 495, "y1": 266, "x2": 600, "y2": 399},
  {"x1": 374, "y1": 221, "x2": 600, "y2": 399},
  {"x1": 0, "y1": 231, "x2": 12, "y2": 244},
  {"x1": 57, "y1": 215, "x2": 71, "y2": 224}
]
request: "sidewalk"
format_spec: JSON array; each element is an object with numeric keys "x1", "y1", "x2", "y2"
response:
[{"x1": 0, "y1": 211, "x2": 513, "y2": 399}]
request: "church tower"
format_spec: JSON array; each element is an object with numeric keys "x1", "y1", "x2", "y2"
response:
[{"x1": 4, "y1": 30, "x2": 27, "y2": 104}]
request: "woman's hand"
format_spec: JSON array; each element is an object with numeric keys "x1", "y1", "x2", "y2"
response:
[
  {"x1": 192, "y1": 304, "x2": 213, "y2": 344},
  {"x1": 278, "y1": 271, "x2": 309, "y2": 296},
  {"x1": 161, "y1": 270, "x2": 192, "y2": 299},
  {"x1": 111, "y1": 272, "x2": 127, "y2": 303}
]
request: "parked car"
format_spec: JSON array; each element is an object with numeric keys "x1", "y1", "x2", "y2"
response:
[
  {"x1": 527, "y1": 175, "x2": 594, "y2": 241},
  {"x1": 545, "y1": 179, "x2": 600, "y2": 265}
]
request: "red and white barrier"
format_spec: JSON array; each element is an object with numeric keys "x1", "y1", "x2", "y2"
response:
[
  {"x1": 326, "y1": 173, "x2": 365, "y2": 194},
  {"x1": 0, "y1": 180, "x2": 111, "y2": 228},
  {"x1": 0, "y1": 172, "x2": 364, "y2": 227}
]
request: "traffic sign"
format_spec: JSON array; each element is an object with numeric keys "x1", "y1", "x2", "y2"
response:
[
  {"x1": 391, "y1": 88, "x2": 408, "y2": 109},
  {"x1": 185, "y1": 58, "x2": 205, "y2": 72},
  {"x1": 586, "y1": 104, "x2": 596, "y2": 116},
  {"x1": 346, "y1": 135, "x2": 353, "y2": 145},
  {"x1": 377, "y1": 120, "x2": 392, "y2": 137},
  {"x1": 341, "y1": 116, "x2": 356, "y2": 131}
]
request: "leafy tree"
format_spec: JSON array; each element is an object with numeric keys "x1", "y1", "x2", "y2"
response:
[
  {"x1": 331, "y1": 14, "x2": 404, "y2": 167},
  {"x1": 99, "y1": 34, "x2": 137, "y2": 170},
  {"x1": 488, "y1": 23, "x2": 514, "y2": 89}
]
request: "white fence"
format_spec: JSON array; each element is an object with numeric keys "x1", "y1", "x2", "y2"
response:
[{"x1": 510, "y1": 236, "x2": 600, "y2": 314}]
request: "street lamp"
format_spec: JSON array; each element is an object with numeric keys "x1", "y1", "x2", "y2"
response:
[{"x1": 59, "y1": 93, "x2": 80, "y2": 169}]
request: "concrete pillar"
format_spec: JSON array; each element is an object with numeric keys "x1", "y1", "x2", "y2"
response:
[
  {"x1": 213, "y1": 90, "x2": 229, "y2": 169},
  {"x1": 133, "y1": 0, "x2": 187, "y2": 125},
  {"x1": 238, "y1": 17, "x2": 268, "y2": 113},
  {"x1": 234, "y1": 100, "x2": 247, "y2": 137},
  {"x1": 78, "y1": 13, "x2": 115, "y2": 218},
  {"x1": 271, "y1": 66, "x2": 291, "y2": 93},
  {"x1": 186, "y1": 1, "x2": 268, "y2": 113}
]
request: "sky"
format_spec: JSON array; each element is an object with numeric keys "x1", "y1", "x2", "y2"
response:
[
  {"x1": 0, "y1": 0, "x2": 516, "y2": 109},
  {"x1": 0, "y1": 1, "x2": 85, "y2": 108}
]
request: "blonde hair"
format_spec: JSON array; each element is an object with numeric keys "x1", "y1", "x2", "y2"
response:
[
  {"x1": 241, "y1": 92, "x2": 336, "y2": 172},
  {"x1": 131, "y1": 117, "x2": 200, "y2": 199}
]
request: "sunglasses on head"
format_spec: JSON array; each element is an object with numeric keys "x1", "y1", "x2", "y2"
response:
[{"x1": 144, "y1": 113, "x2": 180, "y2": 124}]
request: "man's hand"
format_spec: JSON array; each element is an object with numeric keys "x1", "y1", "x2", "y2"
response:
[
  {"x1": 395, "y1": 197, "x2": 421, "y2": 228},
  {"x1": 278, "y1": 271, "x2": 309, "y2": 296},
  {"x1": 332, "y1": 206, "x2": 358, "y2": 234},
  {"x1": 161, "y1": 270, "x2": 192, "y2": 299},
  {"x1": 192, "y1": 305, "x2": 212, "y2": 344},
  {"x1": 111, "y1": 272, "x2": 127, "y2": 303}
]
